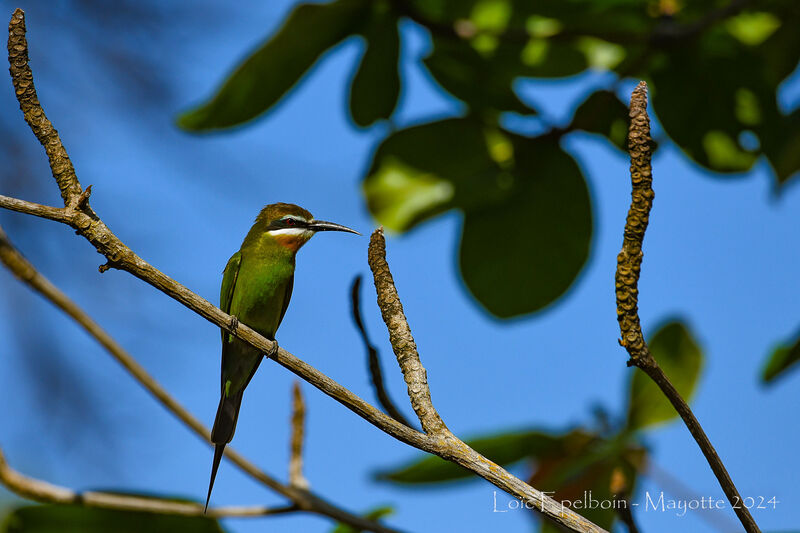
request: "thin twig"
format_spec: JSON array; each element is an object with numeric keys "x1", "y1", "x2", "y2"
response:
[
  {"x1": 646, "y1": 461, "x2": 741, "y2": 533},
  {"x1": 0, "y1": 225, "x2": 397, "y2": 533},
  {"x1": 2, "y1": 9, "x2": 606, "y2": 533},
  {"x1": 614, "y1": 81, "x2": 760, "y2": 533},
  {"x1": 0, "y1": 447, "x2": 298, "y2": 518},
  {"x1": 367, "y1": 229, "x2": 447, "y2": 436},
  {"x1": 350, "y1": 275, "x2": 412, "y2": 428},
  {"x1": 289, "y1": 381, "x2": 309, "y2": 490}
]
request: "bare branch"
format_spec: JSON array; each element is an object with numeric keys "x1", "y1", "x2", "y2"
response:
[
  {"x1": 8, "y1": 9, "x2": 82, "y2": 205},
  {"x1": 0, "y1": 194, "x2": 70, "y2": 223},
  {"x1": 646, "y1": 461, "x2": 740, "y2": 533},
  {"x1": 350, "y1": 275, "x2": 412, "y2": 428},
  {"x1": 0, "y1": 446, "x2": 298, "y2": 518},
  {"x1": 367, "y1": 229, "x2": 447, "y2": 436},
  {"x1": 615, "y1": 81, "x2": 761, "y2": 533},
  {"x1": 0, "y1": 225, "x2": 397, "y2": 533},
  {"x1": 289, "y1": 381, "x2": 310, "y2": 490},
  {"x1": 1, "y1": 9, "x2": 607, "y2": 533}
]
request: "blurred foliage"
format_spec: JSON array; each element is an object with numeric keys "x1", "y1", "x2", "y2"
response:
[
  {"x1": 374, "y1": 319, "x2": 700, "y2": 531},
  {"x1": 330, "y1": 506, "x2": 394, "y2": 533},
  {"x1": 180, "y1": 0, "x2": 800, "y2": 319},
  {"x1": 626, "y1": 320, "x2": 703, "y2": 430},
  {"x1": 761, "y1": 328, "x2": 800, "y2": 384},
  {"x1": 0, "y1": 0, "x2": 207, "y2": 479},
  {"x1": 0, "y1": 504, "x2": 225, "y2": 533}
]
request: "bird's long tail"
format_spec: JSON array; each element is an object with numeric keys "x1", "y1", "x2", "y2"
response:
[{"x1": 205, "y1": 391, "x2": 245, "y2": 513}]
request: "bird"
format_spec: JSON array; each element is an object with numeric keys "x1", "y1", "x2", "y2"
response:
[{"x1": 205, "y1": 202, "x2": 358, "y2": 511}]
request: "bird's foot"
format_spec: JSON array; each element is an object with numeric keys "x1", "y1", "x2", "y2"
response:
[
  {"x1": 265, "y1": 339, "x2": 279, "y2": 359},
  {"x1": 229, "y1": 315, "x2": 239, "y2": 333}
]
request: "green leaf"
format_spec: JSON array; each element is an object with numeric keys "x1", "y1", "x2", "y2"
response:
[
  {"x1": 761, "y1": 108, "x2": 800, "y2": 186},
  {"x1": 363, "y1": 118, "x2": 502, "y2": 232},
  {"x1": 631, "y1": 4, "x2": 800, "y2": 184},
  {"x1": 349, "y1": 4, "x2": 401, "y2": 127},
  {"x1": 363, "y1": 121, "x2": 592, "y2": 318},
  {"x1": 459, "y1": 135, "x2": 592, "y2": 317},
  {"x1": 178, "y1": 0, "x2": 368, "y2": 131},
  {"x1": 377, "y1": 429, "x2": 565, "y2": 484},
  {"x1": 1, "y1": 505, "x2": 225, "y2": 533},
  {"x1": 570, "y1": 90, "x2": 630, "y2": 151},
  {"x1": 423, "y1": 37, "x2": 537, "y2": 114},
  {"x1": 330, "y1": 506, "x2": 394, "y2": 533},
  {"x1": 648, "y1": 39, "x2": 761, "y2": 174},
  {"x1": 626, "y1": 320, "x2": 704, "y2": 430},
  {"x1": 761, "y1": 328, "x2": 800, "y2": 384}
]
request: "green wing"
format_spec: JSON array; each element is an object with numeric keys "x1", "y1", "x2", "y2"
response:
[
  {"x1": 220, "y1": 251, "x2": 242, "y2": 344},
  {"x1": 277, "y1": 274, "x2": 294, "y2": 330}
]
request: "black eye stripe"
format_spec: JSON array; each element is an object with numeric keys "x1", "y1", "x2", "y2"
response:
[{"x1": 274, "y1": 217, "x2": 307, "y2": 228}]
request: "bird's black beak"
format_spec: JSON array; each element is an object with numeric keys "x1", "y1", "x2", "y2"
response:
[{"x1": 308, "y1": 220, "x2": 360, "y2": 235}]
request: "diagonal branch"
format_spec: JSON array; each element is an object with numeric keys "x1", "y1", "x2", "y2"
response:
[
  {"x1": 0, "y1": 447, "x2": 298, "y2": 518},
  {"x1": 350, "y1": 275, "x2": 412, "y2": 428},
  {"x1": 2, "y1": 9, "x2": 606, "y2": 533},
  {"x1": 0, "y1": 224, "x2": 397, "y2": 533},
  {"x1": 615, "y1": 81, "x2": 761, "y2": 533}
]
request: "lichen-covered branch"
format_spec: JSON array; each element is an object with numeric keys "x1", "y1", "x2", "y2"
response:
[
  {"x1": 350, "y1": 275, "x2": 412, "y2": 428},
  {"x1": 1, "y1": 9, "x2": 607, "y2": 533},
  {"x1": 8, "y1": 9, "x2": 81, "y2": 205},
  {"x1": 615, "y1": 81, "x2": 654, "y2": 366},
  {"x1": 0, "y1": 447, "x2": 298, "y2": 518},
  {"x1": 615, "y1": 81, "x2": 761, "y2": 533},
  {"x1": 289, "y1": 382, "x2": 309, "y2": 490},
  {"x1": 367, "y1": 228, "x2": 447, "y2": 436}
]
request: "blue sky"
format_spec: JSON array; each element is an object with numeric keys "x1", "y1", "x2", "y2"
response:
[{"x1": 1, "y1": 1, "x2": 799, "y2": 532}]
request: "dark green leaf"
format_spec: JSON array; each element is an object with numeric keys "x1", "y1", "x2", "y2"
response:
[
  {"x1": 570, "y1": 90, "x2": 630, "y2": 151},
  {"x1": 636, "y1": 4, "x2": 800, "y2": 184},
  {"x1": 423, "y1": 36, "x2": 537, "y2": 114},
  {"x1": 626, "y1": 320, "x2": 703, "y2": 430},
  {"x1": 459, "y1": 135, "x2": 592, "y2": 317},
  {"x1": 330, "y1": 506, "x2": 394, "y2": 533},
  {"x1": 377, "y1": 429, "x2": 565, "y2": 484},
  {"x1": 761, "y1": 108, "x2": 800, "y2": 186},
  {"x1": 363, "y1": 117, "x2": 502, "y2": 232},
  {"x1": 178, "y1": 0, "x2": 369, "y2": 131},
  {"x1": 761, "y1": 328, "x2": 800, "y2": 384},
  {"x1": 648, "y1": 38, "x2": 760, "y2": 174},
  {"x1": 363, "y1": 121, "x2": 592, "y2": 318},
  {"x1": 349, "y1": 4, "x2": 401, "y2": 127},
  {"x1": 516, "y1": 38, "x2": 588, "y2": 79},
  {"x1": 1, "y1": 505, "x2": 225, "y2": 533}
]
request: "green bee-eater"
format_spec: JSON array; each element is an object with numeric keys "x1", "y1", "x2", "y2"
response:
[{"x1": 205, "y1": 203, "x2": 358, "y2": 510}]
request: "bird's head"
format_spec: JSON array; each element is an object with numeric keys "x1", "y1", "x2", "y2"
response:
[{"x1": 252, "y1": 203, "x2": 359, "y2": 252}]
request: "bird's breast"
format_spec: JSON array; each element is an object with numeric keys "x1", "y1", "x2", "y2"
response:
[{"x1": 229, "y1": 258, "x2": 294, "y2": 337}]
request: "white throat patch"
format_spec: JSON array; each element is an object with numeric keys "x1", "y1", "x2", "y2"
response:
[{"x1": 268, "y1": 228, "x2": 313, "y2": 238}]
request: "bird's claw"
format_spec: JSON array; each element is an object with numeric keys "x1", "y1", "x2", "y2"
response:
[
  {"x1": 229, "y1": 315, "x2": 239, "y2": 333},
  {"x1": 266, "y1": 340, "x2": 279, "y2": 359}
]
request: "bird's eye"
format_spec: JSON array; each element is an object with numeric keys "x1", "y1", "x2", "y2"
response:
[{"x1": 285, "y1": 218, "x2": 296, "y2": 226}]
